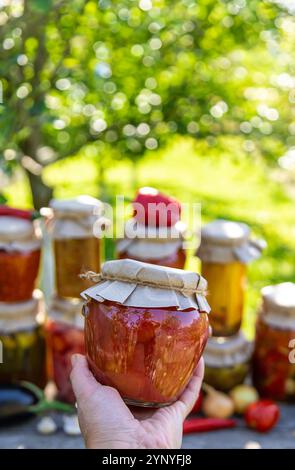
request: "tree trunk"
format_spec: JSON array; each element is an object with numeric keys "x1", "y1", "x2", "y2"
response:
[{"x1": 26, "y1": 170, "x2": 53, "y2": 210}]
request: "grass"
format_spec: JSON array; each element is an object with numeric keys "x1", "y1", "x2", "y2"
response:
[{"x1": 3, "y1": 136, "x2": 294, "y2": 339}]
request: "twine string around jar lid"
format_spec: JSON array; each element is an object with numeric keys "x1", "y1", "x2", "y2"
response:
[
  {"x1": 80, "y1": 270, "x2": 207, "y2": 297},
  {"x1": 80, "y1": 259, "x2": 210, "y2": 313}
]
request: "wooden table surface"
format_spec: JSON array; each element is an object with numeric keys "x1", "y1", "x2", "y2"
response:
[{"x1": 0, "y1": 404, "x2": 294, "y2": 449}]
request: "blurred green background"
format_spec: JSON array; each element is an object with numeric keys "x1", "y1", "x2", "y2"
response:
[{"x1": 1, "y1": 0, "x2": 295, "y2": 337}]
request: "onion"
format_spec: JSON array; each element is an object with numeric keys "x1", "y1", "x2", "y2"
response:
[
  {"x1": 230, "y1": 385, "x2": 259, "y2": 414},
  {"x1": 202, "y1": 384, "x2": 234, "y2": 419}
]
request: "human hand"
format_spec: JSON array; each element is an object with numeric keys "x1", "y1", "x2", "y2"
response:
[{"x1": 70, "y1": 354, "x2": 204, "y2": 449}]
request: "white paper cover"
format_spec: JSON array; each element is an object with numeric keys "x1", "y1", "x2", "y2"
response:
[
  {"x1": 260, "y1": 282, "x2": 295, "y2": 329},
  {"x1": 117, "y1": 220, "x2": 186, "y2": 260},
  {"x1": 49, "y1": 196, "x2": 105, "y2": 239},
  {"x1": 81, "y1": 258, "x2": 210, "y2": 313},
  {"x1": 0, "y1": 290, "x2": 43, "y2": 333},
  {"x1": 204, "y1": 333, "x2": 253, "y2": 368},
  {"x1": 0, "y1": 216, "x2": 41, "y2": 252},
  {"x1": 49, "y1": 296, "x2": 84, "y2": 329},
  {"x1": 197, "y1": 219, "x2": 265, "y2": 264}
]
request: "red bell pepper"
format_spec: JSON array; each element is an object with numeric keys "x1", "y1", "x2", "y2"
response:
[{"x1": 244, "y1": 400, "x2": 280, "y2": 433}]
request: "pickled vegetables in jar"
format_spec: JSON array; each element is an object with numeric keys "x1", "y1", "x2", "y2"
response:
[
  {"x1": 203, "y1": 333, "x2": 253, "y2": 392},
  {"x1": 0, "y1": 291, "x2": 47, "y2": 388},
  {"x1": 253, "y1": 283, "x2": 295, "y2": 401},
  {"x1": 46, "y1": 296, "x2": 84, "y2": 403},
  {"x1": 0, "y1": 216, "x2": 41, "y2": 302},
  {"x1": 117, "y1": 221, "x2": 187, "y2": 269},
  {"x1": 81, "y1": 259, "x2": 210, "y2": 407},
  {"x1": 117, "y1": 188, "x2": 187, "y2": 269},
  {"x1": 49, "y1": 196, "x2": 105, "y2": 298},
  {"x1": 197, "y1": 220, "x2": 265, "y2": 336}
]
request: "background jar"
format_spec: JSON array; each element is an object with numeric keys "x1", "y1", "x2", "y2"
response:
[
  {"x1": 49, "y1": 196, "x2": 104, "y2": 299},
  {"x1": 197, "y1": 219, "x2": 265, "y2": 336},
  {"x1": 46, "y1": 296, "x2": 84, "y2": 404},
  {"x1": 252, "y1": 282, "x2": 295, "y2": 401},
  {"x1": 203, "y1": 332, "x2": 253, "y2": 392},
  {"x1": 0, "y1": 216, "x2": 41, "y2": 302},
  {"x1": 82, "y1": 259, "x2": 210, "y2": 407},
  {"x1": 0, "y1": 290, "x2": 47, "y2": 388},
  {"x1": 117, "y1": 220, "x2": 187, "y2": 269}
]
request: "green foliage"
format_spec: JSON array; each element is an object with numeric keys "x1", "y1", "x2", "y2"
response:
[{"x1": 0, "y1": 0, "x2": 294, "y2": 207}]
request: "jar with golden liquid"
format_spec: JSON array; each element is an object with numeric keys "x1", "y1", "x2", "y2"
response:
[
  {"x1": 197, "y1": 220, "x2": 265, "y2": 336},
  {"x1": 49, "y1": 196, "x2": 105, "y2": 299}
]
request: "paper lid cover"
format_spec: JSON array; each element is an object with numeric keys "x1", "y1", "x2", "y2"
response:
[
  {"x1": 261, "y1": 282, "x2": 295, "y2": 318},
  {"x1": 0, "y1": 290, "x2": 43, "y2": 333},
  {"x1": 197, "y1": 219, "x2": 265, "y2": 264},
  {"x1": 81, "y1": 258, "x2": 210, "y2": 313},
  {"x1": 204, "y1": 332, "x2": 253, "y2": 367},
  {"x1": 49, "y1": 296, "x2": 84, "y2": 328},
  {"x1": 117, "y1": 220, "x2": 185, "y2": 260},
  {"x1": 50, "y1": 195, "x2": 103, "y2": 217},
  {"x1": 0, "y1": 216, "x2": 35, "y2": 241},
  {"x1": 201, "y1": 220, "x2": 250, "y2": 247}
]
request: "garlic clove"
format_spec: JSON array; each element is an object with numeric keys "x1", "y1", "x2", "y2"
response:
[{"x1": 37, "y1": 416, "x2": 57, "y2": 435}]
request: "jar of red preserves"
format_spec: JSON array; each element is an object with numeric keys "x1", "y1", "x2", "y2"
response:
[
  {"x1": 204, "y1": 333, "x2": 253, "y2": 392},
  {"x1": 117, "y1": 220, "x2": 187, "y2": 269},
  {"x1": 46, "y1": 296, "x2": 84, "y2": 403},
  {"x1": 0, "y1": 216, "x2": 41, "y2": 302},
  {"x1": 253, "y1": 283, "x2": 295, "y2": 401},
  {"x1": 0, "y1": 290, "x2": 46, "y2": 388},
  {"x1": 81, "y1": 258, "x2": 210, "y2": 407},
  {"x1": 197, "y1": 219, "x2": 265, "y2": 336},
  {"x1": 49, "y1": 196, "x2": 105, "y2": 299}
]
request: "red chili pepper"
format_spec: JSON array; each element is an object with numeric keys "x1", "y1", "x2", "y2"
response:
[
  {"x1": 0, "y1": 205, "x2": 39, "y2": 220},
  {"x1": 183, "y1": 418, "x2": 237, "y2": 434},
  {"x1": 244, "y1": 400, "x2": 280, "y2": 433},
  {"x1": 191, "y1": 391, "x2": 203, "y2": 414}
]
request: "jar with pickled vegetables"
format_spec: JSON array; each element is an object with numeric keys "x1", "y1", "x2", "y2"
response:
[
  {"x1": 49, "y1": 196, "x2": 105, "y2": 299},
  {"x1": 46, "y1": 296, "x2": 84, "y2": 403},
  {"x1": 81, "y1": 258, "x2": 210, "y2": 407},
  {"x1": 253, "y1": 283, "x2": 295, "y2": 401},
  {"x1": 117, "y1": 220, "x2": 187, "y2": 269},
  {"x1": 204, "y1": 333, "x2": 253, "y2": 392},
  {"x1": 117, "y1": 187, "x2": 186, "y2": 269},
  {"x1": 0, "y1": 290, "x2": 46, "y2": 387},
  {"x1": 0, "y1": 216, "x2": 41, "y2": 302},
  {"x1": 197, "y1": 219, "x2": 265, "y2": 336}
]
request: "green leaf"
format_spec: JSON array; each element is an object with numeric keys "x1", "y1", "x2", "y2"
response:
[{"x1": 31, "y1": 0, "x2": 52, "y2": 13}]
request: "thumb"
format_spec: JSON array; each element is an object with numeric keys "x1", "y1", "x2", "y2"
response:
[{"x1": 70, "y1": 354, "x2": 102, "y2": 402}]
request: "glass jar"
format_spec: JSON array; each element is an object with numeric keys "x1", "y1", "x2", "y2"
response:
[
  {"x1": 0, "y1": 216, "x2": 41, "y2": 302},
  {"x1": 117, "y1": 220, "x2": 187, "y2": 269},
  {"x1": 46, "y1": 296, "x2": 84, "y2": 403},
  {"x1": 197, "y1": 219, "x2": 265, "y2": 336},
  {"x1": 49, "y1": 196, "x2": 104, "y2": 299},
  {"x1": 204, "y1": 333, "x2": 253, "y2": 392},
  {"x1": 253, "y1": 283, "x2": 295, "y2": 401},
  {"x1": 82, "y1": 259, "x2": 210, "y2": 407},
  {"x1": 0, "y1": 290, "x2": 47, "y2": 387}
]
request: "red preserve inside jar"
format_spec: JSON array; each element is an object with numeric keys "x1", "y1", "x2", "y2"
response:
[
  {"x1": 0, "y1": 249, "x2": 41, "y2": 302},
  {"x1": 0, "y1": 216, "x2": 41, "y2": 302},
  {"x1": 252, "y1": 283, "x2": 295, "y2": 401},
  {"x1": 46, "y1": 298, "x2": 84, "y2": 403},
  {"x1": 82, "y1": 259, "x2": 210, "y2": 407},
  {"x1": 253, "y1": 317, "x2": 295, "y2": 401}
]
